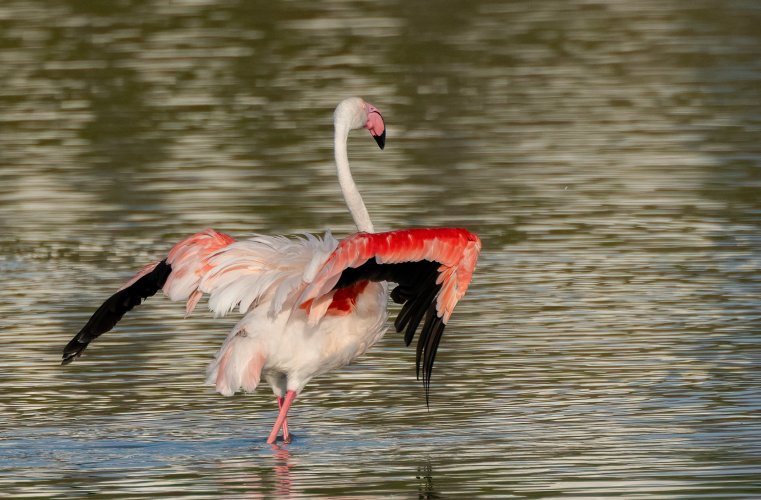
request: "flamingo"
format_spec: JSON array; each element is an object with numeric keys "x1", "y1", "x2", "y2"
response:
[{"x1": 62, "y1": 97, "x2": 481, "y2": 444}]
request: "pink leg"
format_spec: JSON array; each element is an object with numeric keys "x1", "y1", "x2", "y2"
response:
[
  {"x1": 267, "y1": 390, "x2": 296, "y2": 445},
  {"x1": 277, "y1": 396, "x2": 291, "y2": 443}
]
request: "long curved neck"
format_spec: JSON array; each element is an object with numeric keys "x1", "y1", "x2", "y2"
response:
[{"x1": 334, "y1": 122, "x2": 374, "y2": 233}]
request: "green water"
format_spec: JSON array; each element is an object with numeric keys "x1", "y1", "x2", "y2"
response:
[{"x1": 1, "y1": 0, "x2": 760, "y2": 497}]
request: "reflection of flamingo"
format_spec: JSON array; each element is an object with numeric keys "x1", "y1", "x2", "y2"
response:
[
  {"x1": 62, "y1": 97, "x2": 481, "y2": 444},
  {"x1": 272, "y1": 445, "x2": 292, "y2": 496}
]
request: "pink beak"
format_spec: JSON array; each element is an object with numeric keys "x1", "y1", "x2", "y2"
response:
[{"x1": 365, "y1": 103, "x2": 386, "y2": 150}]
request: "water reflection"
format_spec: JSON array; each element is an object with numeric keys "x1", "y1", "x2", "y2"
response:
[
  {"x1": 1, "y1": 0, "x2": 760, "y2": 498},
  {"x1": 213, "y1": 445, "x2": 295, "y2": 498},
  {"x1": 416, "y1": 459, "x2": 439, "y2": 500}
]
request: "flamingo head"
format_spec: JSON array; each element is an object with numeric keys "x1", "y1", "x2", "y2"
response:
[{"x1": 334, "y1": 97, "x2": 386, "y2": 150}]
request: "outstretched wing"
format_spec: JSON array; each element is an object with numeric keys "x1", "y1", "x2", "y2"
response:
[
  {"x1": 62, "y1": 229, "x2": 340, "y2": 365},
  {"x1": 296, "y1": 228, "x2": 481, "y2": 403},
  {"x1": 62, "y1": 229, "x2": 236, "y2": 364}
]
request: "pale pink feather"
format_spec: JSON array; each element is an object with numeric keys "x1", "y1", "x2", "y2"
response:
[
  {"x1": 197, "y1": 233, "x2": 338, "y2": 318},
  {"x1": 118, "y1": 229, "x2": 235, "y2": 315},
  {"x1": 118, "y1": 261, "x2": 162, "y2": 291}
]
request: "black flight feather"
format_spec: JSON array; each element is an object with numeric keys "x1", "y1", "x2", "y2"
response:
[
  {"x1": 61, "y1": 259, "x2": 172, "y2": 365},
  {"x1": 331, "y1": 258, "x2": 445, "y2": 406}
]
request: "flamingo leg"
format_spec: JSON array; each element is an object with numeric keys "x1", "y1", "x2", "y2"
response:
[
  {"x1": 267, "y1": 390, "x2": 296, "y2": 445},
  {"x1": 277, "y1": 396, "x2": 291, "y2": 443}
]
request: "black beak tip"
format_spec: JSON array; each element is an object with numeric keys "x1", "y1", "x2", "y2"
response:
[{"x1": 373, "y1": 130, "x2": 386, "y2": 150}]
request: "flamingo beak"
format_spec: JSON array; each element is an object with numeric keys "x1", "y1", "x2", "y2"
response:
[
  {"x1": 373, "y1": 128, "x2": 386, "y2": 150},
  {"x1": 372, "y1": 128, "x2": 386, "y2": 150},
  {"x1": 365, "y1": 104, "x2": 386, "y2": 150}
]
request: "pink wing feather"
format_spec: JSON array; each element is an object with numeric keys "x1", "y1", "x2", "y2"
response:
[
  {"x1": 163, "y1": 229, "x2": 236, "y2": 315},
  {"x1": 117, "y1": 229, "x2": 236, "y2": 316}
]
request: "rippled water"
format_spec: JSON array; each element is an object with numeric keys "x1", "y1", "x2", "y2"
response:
[{"x1": 2, "y1": 0, "x2": 760, "y2": 497}]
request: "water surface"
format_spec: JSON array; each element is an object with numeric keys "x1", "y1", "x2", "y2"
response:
[{"x1": 1, "y1": 0, "x2": 760, "y2": 497}]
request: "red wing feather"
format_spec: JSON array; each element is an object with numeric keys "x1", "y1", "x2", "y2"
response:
[
  {"x1": 297, "y1": 228, "x2": 481, "y2": 405},
  {"x1": 299, "y1": 228, "x2": 481, "y2": 323}
]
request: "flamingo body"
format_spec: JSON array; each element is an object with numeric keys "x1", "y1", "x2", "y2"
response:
[
  {"x1": 208, "y1": 277, "x2": 388, "y2": 398},
  {"x1": 63, "y1": 97, "x2": 481, "y2": 444}
]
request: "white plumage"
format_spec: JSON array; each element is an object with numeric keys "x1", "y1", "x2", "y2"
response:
[
  {"x1": 199, "y1": 233, "x2": 339, "y2": 318},
  {"x1": 63, "y1": 97, "x2": 481, "y2": 445},
  {"x1": 206, "y1": 279, "x2": 388, "y2": 398}
]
